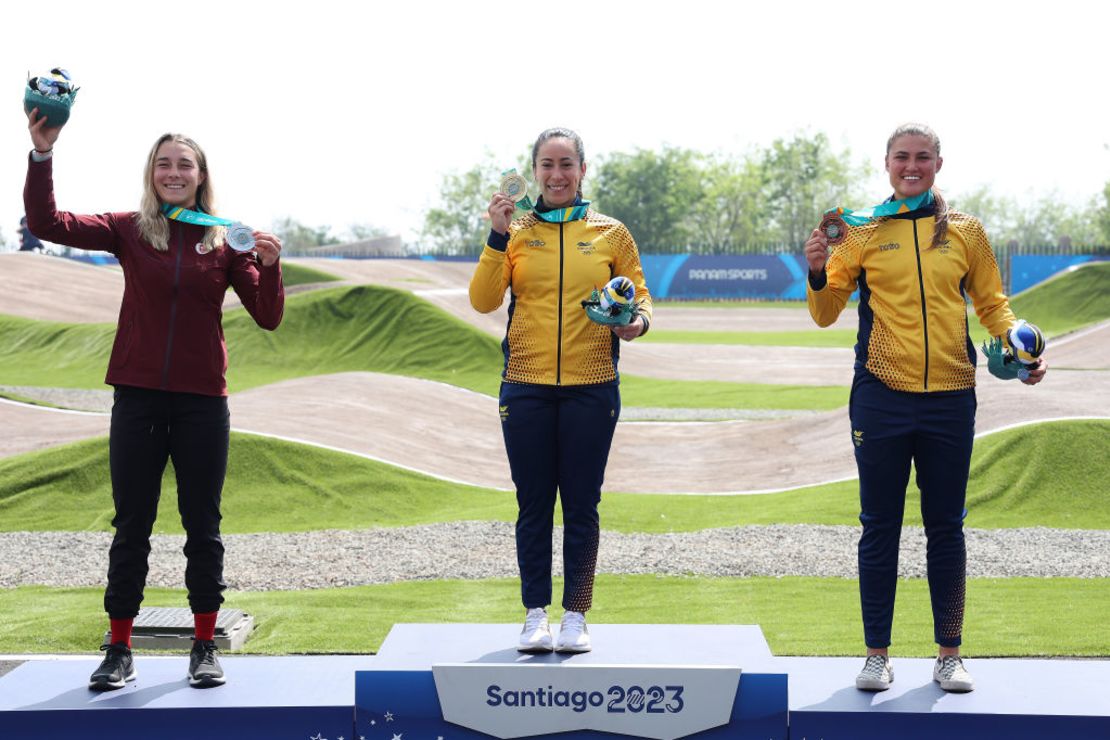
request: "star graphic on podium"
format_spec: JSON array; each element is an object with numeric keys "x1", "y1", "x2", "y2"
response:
[
  {"x1": 384, "y1": 711, "x2": 394, "y2": 722},
  {"x1": 392, "y1": 734, "x2": 403, "y2": 740},
  {"x1": 309, "y1": 734, "x2": 325, "y2": 740}
]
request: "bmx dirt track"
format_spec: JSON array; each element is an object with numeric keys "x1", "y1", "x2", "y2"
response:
[{"x1": 1, "y1": 254, "x2": 1106, "y2": 493}]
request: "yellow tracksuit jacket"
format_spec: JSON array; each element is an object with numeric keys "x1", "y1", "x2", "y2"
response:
[
  {"x1": 470, "y1": 209, "x2": 652, "y2": 386},
  {"x1": 808, "y1": 207, "x2": 1015, "y2": 392}
]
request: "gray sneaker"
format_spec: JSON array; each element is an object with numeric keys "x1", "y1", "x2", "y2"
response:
[
  {"x1": 933, "y1": 655, "x2": 974, "y2": 692},
  {"x1": 855, "y1": 654, "x2": 893, "y2": 691}
]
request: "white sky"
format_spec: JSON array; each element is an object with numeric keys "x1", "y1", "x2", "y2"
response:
[{"x1": 3, "y1": 0, "x2": 1108, "y2": 245}]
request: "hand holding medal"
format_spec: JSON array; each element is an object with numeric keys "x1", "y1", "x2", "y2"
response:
[
  {"x1": 488, "y1": 168, "x2": 528, "y2": 235},
  {"x1": 161, "y1": 205, "x2": 281, "y2": 264}
]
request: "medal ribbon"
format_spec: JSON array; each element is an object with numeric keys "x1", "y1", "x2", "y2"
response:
[
  {"x1": 825, "y1": 190, "x2": 934, "y2": 226},
  {"x1": 161, "y1": 204, "x2": 235, "y2": 227},
  {"x1": 534, "y1": 202, "x2": 590, "y2": 224}
]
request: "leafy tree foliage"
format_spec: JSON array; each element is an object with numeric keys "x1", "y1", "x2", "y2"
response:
[
  {"x1": 592, "y1": 147, "x2": 703, "y2": 250},
  {"x1": 270, "y1": 217, "x2": 339, "y2": 251}
]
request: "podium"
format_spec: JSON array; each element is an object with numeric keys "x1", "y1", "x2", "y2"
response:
[
  {"x1": 1, "y1": 624, "x2": 1107, "y2": 739},
  {"x1": 355, "y1": 624, "x2": 788, "y2": 740}
]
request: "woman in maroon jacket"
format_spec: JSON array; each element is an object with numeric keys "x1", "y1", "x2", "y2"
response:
[{"x1": 25, "y1": 109, "x2": 284, "y2": 691}]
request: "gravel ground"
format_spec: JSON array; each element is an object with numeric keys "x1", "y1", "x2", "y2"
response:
[
  {"x1": 2, "y1": 523, "x2": 1107, "y2": 591},
  {"x1": 0, "y1": 385, "x2": 113, "y2": 413}
]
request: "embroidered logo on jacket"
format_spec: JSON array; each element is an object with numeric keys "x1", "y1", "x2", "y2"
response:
[
  {"x1": 576, "y1": 240, "x2": 595, "y2": 255},
  {"x1": 878, "y1": 242, "x2": 900, "y2": 252},
  {"x1": 526, "y1": 240, "x2": 545, "y2": 248}
]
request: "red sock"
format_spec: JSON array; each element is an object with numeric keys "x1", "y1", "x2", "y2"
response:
[
  {"x1": 109, "y1": 618, "x2": 133, "y2": 647},
  {"x1": 194, "y1": 611, "x2": 218, "y2": 642}
]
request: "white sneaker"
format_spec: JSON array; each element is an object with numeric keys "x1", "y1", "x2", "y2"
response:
[
  {"x1": 555, "y1": 611, "x2": 591, "y2": 653},
  {"x1": 933, "y1": 655, "x2": 975, "y2": 692},
  {"x1": 518, "y1": 608, "x2": 553, "y2": 653},
  {"x1": 855, "y1": 654, "x2": 893, "y2": 691}
]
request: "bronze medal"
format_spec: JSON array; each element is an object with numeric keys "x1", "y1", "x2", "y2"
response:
[{"x1": 820, "y1": 212, "x2": 847, "y2": 246}]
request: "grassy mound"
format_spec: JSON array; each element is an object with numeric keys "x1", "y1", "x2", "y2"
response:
[
  {"x1": 1, "y1": 420, "x2": 1105, "y2": 534},
  {"x1": 0, "y1": 285, "x2": 849, "y2": 408},
  {"x1": 280, "y1": 261, "x2": 341, "y2": 287},
  {"x1": 1008, "y1": 261, "x2": 1110, "y2": 336}
]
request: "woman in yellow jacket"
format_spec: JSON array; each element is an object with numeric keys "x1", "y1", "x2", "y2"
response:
[
  {"x1": 470, "y1": 127, "x2": 652, "y2": 653},
  {"x1": 805, "y1": 123, "x2": 1047, "y2": 693}
]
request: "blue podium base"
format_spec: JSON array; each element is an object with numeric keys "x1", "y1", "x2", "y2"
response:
[
  {"x1": 0, "y1": 625, "x2": 1107, "y2": 739},
  {"x1": 782, "y1": 655, "x2": 1110, "y2": 739},
  {"x1": 0, "y1": 655, "x2": 373, "y2": 738}
]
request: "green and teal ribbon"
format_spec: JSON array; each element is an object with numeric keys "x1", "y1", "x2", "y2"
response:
[
  {"x1": 826, "y1": 190, "x2": 934, "y2": 226},
  {"x1": 161, "y1": 204, "x2": 234, "y2": 227},
  {"x1": 534, "y1": 202, "x2": 590, "y2": 224},
  {"x1": 161, "y1": 204, "x2": 255, "y2": 251}
]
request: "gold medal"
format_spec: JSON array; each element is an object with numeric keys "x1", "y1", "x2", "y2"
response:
[{"x1": 499, "y1": 172, "x2": 529, "y2": 203}]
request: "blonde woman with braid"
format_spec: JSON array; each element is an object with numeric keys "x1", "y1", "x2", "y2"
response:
[{"x1": 804, "y1": 123, "x2": 1046, "y2": 693}]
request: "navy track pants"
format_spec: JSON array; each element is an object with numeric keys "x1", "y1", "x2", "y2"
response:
[
  {"x1": 850, "y1": 372, "x2": 976, "y2": 649},
  {"x1": 499, "y1": 381, "x2": 620, "y2": 612}
]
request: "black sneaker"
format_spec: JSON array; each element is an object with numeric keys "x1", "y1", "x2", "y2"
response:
[
  {"x1": 89, "y1": 642, "x2": 136, "y2": 691},
  {"x1": 188, "y1": 639, "x2": 226, "y2": 688}
]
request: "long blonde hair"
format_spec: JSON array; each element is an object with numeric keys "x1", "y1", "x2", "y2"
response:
[
  {"x1": 886, "y1": 123, "x2": 948, "y2": 249},
  {"x1": 136, "y1": 133, "x2": 225, "y2": 252}
]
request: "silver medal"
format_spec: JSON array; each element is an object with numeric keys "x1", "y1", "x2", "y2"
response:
[{"x1": 226, "y1": 222, "x2": 256, "y2": 252}]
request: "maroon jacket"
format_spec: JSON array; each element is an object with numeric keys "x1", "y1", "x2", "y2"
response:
[{"x1": 25, "y1": 155, "x2": 284, "y2": 397}]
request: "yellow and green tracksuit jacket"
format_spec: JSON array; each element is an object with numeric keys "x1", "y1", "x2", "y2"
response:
[
  {"x1": 808, "y1": 205, "x2": 1015, "y2": 393},
  {"x1": 469, "y1": 207, "x2": 652, "y2": 386}
]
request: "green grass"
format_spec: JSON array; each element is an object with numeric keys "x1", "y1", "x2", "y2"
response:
[
  {"x1": 970, "y1": 260, "x2": 1110, "y2": 341},
  {"x1": 0, "y1": 285, "x2": 848, "y2": 409},
  {"x1": 1008, "y1": 261, "x2": 1110, "y2": 336},
  {"x1": 639, "y1": 329, "x2": 857, "y2": 347},
  {"x1": 620, "y1": 376, "x2": 848, "y2": 410},
  {"x1": 1, "y1": 420, "x2": 1105, "y2": 534},
  {"x1": 280, "y1": 261, "x2": 341, "y2": 287},
  {"x1": 1, "y1": 576, "x2": 1106, "y2": 656}
]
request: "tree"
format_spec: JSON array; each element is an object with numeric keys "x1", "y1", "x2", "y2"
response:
[
  {"x1": 685, "y1": 154, "x2": 774, "y2": 252},
  {"x1": 952, "y1": 187, "x2": 1106, "y2": 247},
  {"x1": 270, "y1": 217, "x2": 339, "y2": 252},
  {"x1": 949, "y1": 185, "x2": 1017, "y2": 241},
  {"x1": 421, "y1": 161, "x2": 500, "y2": 253},
  {"x1": 592, "y1": 147, "x2": 703, "y2": 251},
  {"x1": 345, "y1": 222, "x2": 390, "y2": 242},
  {"x1": 761, "y1": 133, "x2": 870, "y2": 247},
  {"x1": 1097, "y1": 180, "x2": 1110, "y2": 245},
  {"x1": 421, "y1": 151, "x2": 533, "y2": 254}
]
